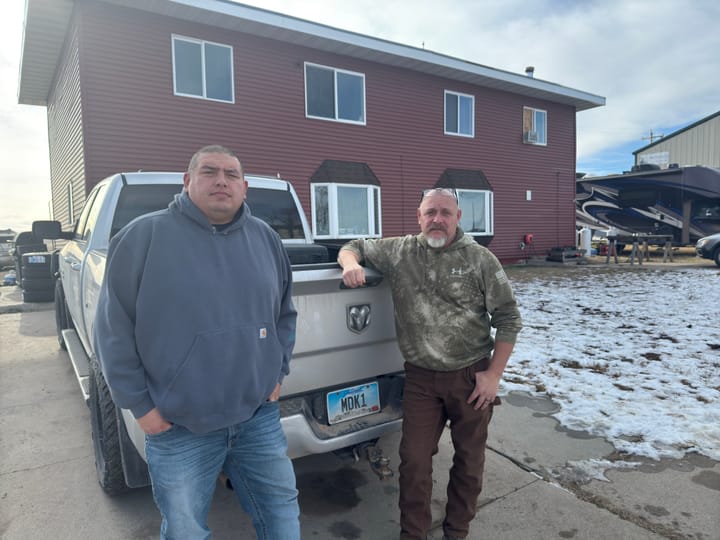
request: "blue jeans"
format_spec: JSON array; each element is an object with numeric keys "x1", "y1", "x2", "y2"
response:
[{"x1": 145, "y1": 401, "x2": 300, "y2": 540}]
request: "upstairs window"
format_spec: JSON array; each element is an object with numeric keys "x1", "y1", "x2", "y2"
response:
[
  {"x1": 457, "y1": 189, "x2": 494, "y2": 236},
  {"x1": 523, "y1": 106, "x2": 547, "y2": 145},
  {"x1": 172, "y1": 36, "x2": 234, "y2": 103},
  {"x1": 311, "y1": 184, "x2": 380, "y2": 238},
  {"x1": 444, "y1": 91, "x2": 474, "y2": 137},
  {"x1": 305, "y1": 63, "x2": 366, "y2": 124}
]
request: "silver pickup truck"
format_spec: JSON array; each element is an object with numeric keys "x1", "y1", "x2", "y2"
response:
[{"x1": 33, "y1": 172, "x2": 404, "y2": 495}]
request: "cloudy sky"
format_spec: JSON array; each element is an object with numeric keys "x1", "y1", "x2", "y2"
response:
[{"x1": 1, "y1": 0, "x2": 718, "y2": 233}]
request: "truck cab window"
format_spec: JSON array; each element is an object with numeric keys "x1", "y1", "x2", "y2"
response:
[
  {"x1": 246, "y1": 187, "x2": 305, "y2": 239},
  {"x1": 81, "y1": 185, "x2": 109, "y2": 242},
  {"x1": 73, "y1": 188, "x2": 99, "y2": 241},
  {"x1": 110, "y1": 185, "x2": 183, "y2": 238}
]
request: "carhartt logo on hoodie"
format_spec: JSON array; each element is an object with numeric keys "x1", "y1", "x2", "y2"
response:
[{"x1": 259, "y1": 327, "x2": 267, "y2": 339}]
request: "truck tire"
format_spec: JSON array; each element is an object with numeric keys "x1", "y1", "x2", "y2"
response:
[
  {"x1": 21, "y1": 277, "x2": 54, "y2": 291},
  {"x1": 22, "y1": 288, "x2": 54, "y2": 303},
  {"x1": 89, "y1": 364, "x2": 130, "y2": 495},
  {"x1": 54, "y1": 279, "x2": 73, "y2": 350},
  {"x1": 20, "y1": 266, "x2": 52, "y2": 279},
  {"x1": 21, "y1": 253, "x2": 52, "y2": 278}
]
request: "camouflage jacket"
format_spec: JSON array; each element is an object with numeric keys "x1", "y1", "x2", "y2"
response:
[{"x1": 341, "y1": 228, "x2": 522, "y2": 371}]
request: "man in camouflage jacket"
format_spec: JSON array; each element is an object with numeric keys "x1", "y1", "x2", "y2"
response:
[{"x1": 338, "y1": 188, "x2": 522, "y2": 540}]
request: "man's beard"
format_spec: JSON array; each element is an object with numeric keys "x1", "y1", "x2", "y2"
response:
[{"x1": 426, "y1": 234, "x2": 447, "y2": 248}]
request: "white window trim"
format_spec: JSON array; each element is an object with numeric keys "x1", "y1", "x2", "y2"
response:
[
  {"x1": 444, "y1": 90, "x2": 475, "y2": 138},
  {"x1": 523, "y1": 106, "x2": 547, "y2": 146},
  {"x1": 311, "y1": 183, "x2": 381, "y2": 239},
  {"x1": 172, "y1": 35, "x2": 235, "y2": 103},
  {"x1": 304, "y1": 62, "x2": 366, "y2": 126},
  {"x1": 457, "y1": 189, "x2": 494, "y2": 236},
  {"x1": 67, "y1": 184, "x2": 75, "y2": 228}
]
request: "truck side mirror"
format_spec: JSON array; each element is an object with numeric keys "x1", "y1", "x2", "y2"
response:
[{"x1": 32, "y1": 220, "x2": 73, "y2": 240}]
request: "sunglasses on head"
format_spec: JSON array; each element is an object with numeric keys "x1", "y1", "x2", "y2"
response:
[{"x1": 421, "y1": 187, "x2": 458, "y2": 201}]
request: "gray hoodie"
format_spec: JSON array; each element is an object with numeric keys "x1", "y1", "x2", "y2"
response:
[
  {"x1": 341, "y1": 228, "x2": 521, "y2": 371},
  {"x1": 94, "y1": 191, "x2": 296, "y2": 433}
]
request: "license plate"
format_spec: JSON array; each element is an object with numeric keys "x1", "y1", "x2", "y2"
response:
[{"x1": 326, "y1": 382, "x2": 380, "y2": 425}]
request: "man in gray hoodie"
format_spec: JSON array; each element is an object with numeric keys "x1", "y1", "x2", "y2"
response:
[
  {"x1": 94, "y1": 145, "x2": 299, "y2": 540},
  {"x1": 338, "y1": 188, "x2": 522, "y2": 540}
]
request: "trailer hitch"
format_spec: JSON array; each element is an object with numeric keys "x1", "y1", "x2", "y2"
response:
[{"x1": 353, "y1": 442, "x2": 393, "y2": 480}]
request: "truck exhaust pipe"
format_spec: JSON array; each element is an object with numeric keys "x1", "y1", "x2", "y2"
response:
[{"x1": 219, "y1": 441, "x2": 394, "y2": 491}]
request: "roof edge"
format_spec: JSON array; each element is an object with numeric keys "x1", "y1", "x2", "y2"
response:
[
  {"x1": 19, "y1": 0, "x2": 606, "y2": 111},
  {"x1": 633, "y1": 110, "x2": 720, "y2": 154}
]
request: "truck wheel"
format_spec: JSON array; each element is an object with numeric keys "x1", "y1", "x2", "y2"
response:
[
  {"x1": 89, "y1": 364, "x2": 130, "y2": 495},
  {"x1": 20, "y1": 266, "x2": 53, "y2": 279},
  {"x1": 21, "y1": 277, "x2": 54, "y2": 292},
  {"x1": 714, "y1": 247, "x2": 720, "y2": 267},
  {"x1": 22, "y1": 288, "x2": 54, "y2": 303},
  {"x1": 54, "y1": 279, "x2": 73, "y2": 350}
]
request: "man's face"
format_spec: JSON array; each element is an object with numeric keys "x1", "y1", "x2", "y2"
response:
[
  {"x1": 183, "y1": 152, "x2": 247, "y2": 224},
  {"x1": 417, "y1": 192, "x2": 462, "y2": 248}
]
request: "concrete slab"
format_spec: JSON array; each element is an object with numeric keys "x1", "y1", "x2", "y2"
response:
[
  {"x1": 0, "y1": 312, "x2": 88, "y2": 474},
  {"x1": 1, "y1": 306, "x2": 715, "y2": 540},
  {"x1": 0, "y1": 285, "x2": 52, "y2": 314},
  {"x1": 1, "y1": 455, "x2": 160, "y2": 540},
  {"x1": 487, "y1": 390, "x2": 719, "y2": 540},
  {"x1": 489, "y1": 391, "x2": 616, "y2": 475},
  {"x1": 460, "y1": 479, "x2": 663, "y2": 540},
  {"x1": 579, "y1": 454, "x2": 720, "y2": 539}
]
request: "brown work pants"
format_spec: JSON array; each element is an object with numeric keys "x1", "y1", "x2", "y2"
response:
[{"x1": 399, "y1": 359, "x2": 496, "y2": 540}]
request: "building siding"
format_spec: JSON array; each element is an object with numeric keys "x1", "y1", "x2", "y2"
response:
[
  {"x1": 636, "y1": 113, "x2": 720, "y2": 169},
  {"x1": 47, "y1": 17, "x2": 86, "y2": 228},
  {"x1": 66, "y1": 2, "x2": 579, "y2": 262}
]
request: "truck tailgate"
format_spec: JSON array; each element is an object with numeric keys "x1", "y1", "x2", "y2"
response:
[{"x1": 284, "y1": 266, "x2": 402, "y2": 397}]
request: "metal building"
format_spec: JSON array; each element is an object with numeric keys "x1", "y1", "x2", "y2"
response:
[{"x1": 634, "y1": 110, "x2": 720, "y2": 169}]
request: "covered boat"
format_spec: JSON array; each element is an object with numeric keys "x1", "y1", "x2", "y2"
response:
[{"x1": 576, "y1": 165, "x2": 720, "y2": 244}]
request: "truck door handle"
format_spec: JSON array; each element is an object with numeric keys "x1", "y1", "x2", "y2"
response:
[
  {"x1": 339, "y1": 275, "x2": 383, "y2": 289},
  {"x1": 64, "y1": 256, "x2": 81, "y2": 271}
]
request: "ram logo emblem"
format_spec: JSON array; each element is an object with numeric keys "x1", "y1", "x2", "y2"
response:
[{"x1": 347, "y1": 304, "x2": 371, "y2": 334}]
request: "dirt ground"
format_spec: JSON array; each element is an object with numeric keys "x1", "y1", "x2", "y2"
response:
[{"x1": 515, "y1": 244, "x2": 714, "y2": 270}]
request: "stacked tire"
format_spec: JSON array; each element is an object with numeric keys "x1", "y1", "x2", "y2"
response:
[
  {"x1": 21, "y1": 252, "x2": 54, "y2": 302},
  {"x1": 13, "y1": 231, "x2": 47, "y2": 284}
]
